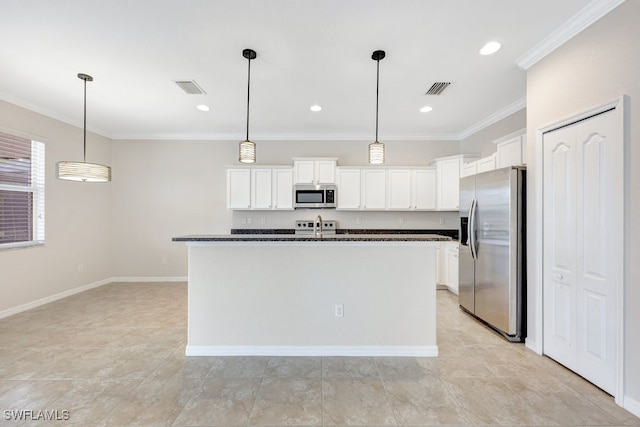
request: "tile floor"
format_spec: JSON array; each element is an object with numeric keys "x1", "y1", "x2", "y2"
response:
[{"x1": 0, "y1": 282, "x2": 638, "y2": 426}]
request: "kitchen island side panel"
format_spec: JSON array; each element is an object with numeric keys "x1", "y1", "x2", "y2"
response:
[{"x1": 186, "y1": 241, "x2": 437, "y2": 356}]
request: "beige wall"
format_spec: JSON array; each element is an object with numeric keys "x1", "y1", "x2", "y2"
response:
[
  {"x1": 460, "y1": 109, "x2": 526, "y2": 157},
  {"x1": 0, "y1": 100, "x2": 112, "y2": 314},
  {"x1": 526, "y1": 0, "x2": 640, "y2": 408}
]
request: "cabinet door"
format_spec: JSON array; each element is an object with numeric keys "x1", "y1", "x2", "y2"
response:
[
  {"x1": 477, "y1": 155, "x2": 496, "y2": 173},
  {"x1": 413, "y1": 169, "x2": 436, "y2": 210},
  {"x1": 497, "y1": 136, "x2": 524, "y2": 168},
  {"x1": 227, "y1": 168, "x2": 251, "y2": 209},
  {"x1": 462, "y1": 162, "x2": 477, "y2": 177},
  {"x1": 272, "y1": 169, "x2": 293, "y2": 210},
  {"x1": 316, "y1": 160, "x2": 336, "y2": 184},
  {"x1": 337, "y1": 168, "x2": 361, "y2": 209},
  {"x1": 251, "y1": 169, "x2": 272, "y2": 209},
  {"x1": 294, "y1": 160, "x2": 315, "y2": 184},
  {"x1": 387, "y1": 169, "x2": 412, "y2": 210},
  {"x1": 446, "y1": 244, "x2": 459, "y2": 294},
  {"x1": 437, "y1": 159, "x2": 460, "y2": 210},
  {"x1": 436, "y1": 243, "x2": 447, "y2": 285},
  {"x1": 362, "y1": 169, "x2": 386, "y2": 210}
]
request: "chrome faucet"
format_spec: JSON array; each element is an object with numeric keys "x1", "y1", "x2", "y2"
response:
[{"x1": 314, "y1": 215, "x2": 323, "y2": 237}]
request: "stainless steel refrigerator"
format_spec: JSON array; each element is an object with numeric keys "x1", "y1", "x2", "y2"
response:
[{"x1": 459, "y1": 166, "x2": 526, "y2": 342}]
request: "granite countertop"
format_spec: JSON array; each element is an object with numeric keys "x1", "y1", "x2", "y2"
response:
[{"x1": 172, "y1": 233, "x2": 451, "y2": 242}]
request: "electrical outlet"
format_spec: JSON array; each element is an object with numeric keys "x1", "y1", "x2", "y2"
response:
[
  {"x1": 356, "y1": 217, "x2": 361, "y2": 225},
  {"x1": 161, "y1": 256, "x2": 167, "y2": 265},
  {"x1": 241, "y1": 217, "x2": 247, "y2": 225},
  {"x1": 399, "y1": 216, "x2": 404, "y2": 225},
  {"x1": 261, "y1": 218, "x2": 266, "y2": 225},
  {"x1": 335, "y1": 304, "x2": 344, "y2": 317},
  {"x1": 247, "y1": 218, "x2": 253, "y2": 225},
  {"x1": 439, "y1": 217, "x2": 444, "y2": 225},
  {"x1": 77, "y1": 264, "x2": 84, "y2": 272}
]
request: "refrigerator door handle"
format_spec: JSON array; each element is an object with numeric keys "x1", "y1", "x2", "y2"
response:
[
  {"x1": 469, "y1": 198, "x2": 478, "y2": 259},
  {"x1": 466, "y1": 200, "x2": 474, "y2": 247}
]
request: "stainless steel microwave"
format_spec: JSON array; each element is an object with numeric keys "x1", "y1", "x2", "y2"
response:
[{"x1": 294, "y1": 184, "x2": 336, "y2": 208}]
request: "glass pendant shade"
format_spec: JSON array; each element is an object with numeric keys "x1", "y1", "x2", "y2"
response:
[
  {"x1": 368, "y1": 141, "x2": 385, "y2": 164},
  {"x1": 57, "y1": 73, "x2": 112, "y2": 182},
  {"x1": 239, "y1": 139, "x2": 256, "y2": 163},
  {"x1": 57, "y1": 161, "x2": 111, "y2": 182}
]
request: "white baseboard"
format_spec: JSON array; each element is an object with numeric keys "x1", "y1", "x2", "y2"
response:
[
  {"x1": 110, "y1": 276, "x2": 187, "y2": 283},
  {"x1": 525, "y1": 337, "x2": 543, "y2": 355},
  {"x1": 185, "y1": 345, "x2": 439, "y2": 357},
  {"x1": 624, "y1": 395, "x2": 640, "y2": 418},
  {"x1": 0, "y1": 277, "x2": 112, "y2": 319}
]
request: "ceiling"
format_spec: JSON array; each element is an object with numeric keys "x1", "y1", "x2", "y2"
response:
[{"x1": 0, "y1": 0, "x2": 594, "y2": 141}]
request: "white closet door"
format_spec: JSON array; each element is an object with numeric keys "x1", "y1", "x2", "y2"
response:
[
  {"x1": 543, "y1": 125, "x2": 577, "y2": 369},
  {"x1": 543, "y1": 109, "x2": 621, "y2": 395}
]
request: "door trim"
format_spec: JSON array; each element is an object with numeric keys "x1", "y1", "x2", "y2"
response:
[{"x1": 533, "y1": 95, "x2": 626, "y2": 405}]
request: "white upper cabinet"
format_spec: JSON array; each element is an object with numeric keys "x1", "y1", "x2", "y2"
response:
[
  {"x1": 336, "y1": 168, "x2": 361, "y2": 209},
  {"x1": 362, "y1": 169, "x2": 386, "y2": 210},
  {"x1": 462, "y1": 162, "x2": 477, "y2": 178},
  {"x1": 293, "y1": 158, "x2": 337, "y2": 184},
  {"x1": 412, "y1": 168, "x2": 437, "y2": 210},
  {"x1": 477, "y1": 153, "x2": 496, "y2": 173},
  {"x1": 497, "y1": 134, "x2": 526, "y2": 168},
  {"x1": 272, "y1": 168, "x2": 293, "y2": 210},
  {"x1": 251, "y1": 168, "x2": 273, "y2": 209},
  {"x1": 387, "y1": 169, "x2": 412, "y2": 210},
  {"x1": 227, "y1": 168, "x2": 251, "y2": 209},
  {"x1": 434, "y1": 154, "x2": 479, "y2": 211},
  {"x1": 227, "y1": 167, "x2": 293, "y2": 210}
]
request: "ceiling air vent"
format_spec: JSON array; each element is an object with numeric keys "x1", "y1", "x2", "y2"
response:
[
  {"x1": 425, "y1": 82, "x2": 451, "y2": 95},
  {"x1": 173, "y1": 80, "x2": 206, "y2": 95}
]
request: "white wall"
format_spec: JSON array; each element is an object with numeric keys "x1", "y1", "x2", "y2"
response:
[
  {"x1": 0, "y1": 100, "x2": 112, "y2": 315},
  {"x1": 525, "y1": 0, "x2": 640, "y2": 410}
]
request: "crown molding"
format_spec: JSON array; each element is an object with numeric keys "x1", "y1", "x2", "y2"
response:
[
  {"x1": 516, "y1": 0, "x2": 626, "y2": 70},
  {"x1": 457, "y1": 97, "x2": 526, "y2": 140},
  {"x1": 110, "y1": 132, "x2": 461, "y2": 142}
]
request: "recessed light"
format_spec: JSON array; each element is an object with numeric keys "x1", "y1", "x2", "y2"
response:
[
  {"x1": 479, "y1": 41, "x2": 501, "y2": 56},
  {"x1": 310, "y1": 105, "x2": 322, "y2": 112},
  {"x1": 196, "y1": 104, "x2": 210, "y2": 112},
  {"x1": 420, "y1": 106, "x2": 433, "y2": 113}
]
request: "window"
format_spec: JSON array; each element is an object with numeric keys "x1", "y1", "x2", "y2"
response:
[{"x1": 0, "y1": 131, "x2": 45, "y2": 249}]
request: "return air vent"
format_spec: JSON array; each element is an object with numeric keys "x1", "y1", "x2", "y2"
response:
[
  {"x1": 173, "y1": 80, "x2": 206, "y2": 95},
  {"x1": 425, "y1": 82, "x2": 451, "y2": 95}
]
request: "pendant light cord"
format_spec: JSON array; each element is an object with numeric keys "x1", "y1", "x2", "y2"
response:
[
  {"x1": 83, "y1": 77, "x2": 87, "y2": 162},
  {"x1": 375, "y1": 57, "x2": 380, "y2": 143},
  {"x1": 246, "y1": 55, "x2": 251, "y2": 142}
]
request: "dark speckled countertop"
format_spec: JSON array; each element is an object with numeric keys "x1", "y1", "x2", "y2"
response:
[{"x1": 172, "y1": 233, "x2": 451, "y2": 242}]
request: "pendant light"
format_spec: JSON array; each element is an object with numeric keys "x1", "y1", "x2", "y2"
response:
[
  {"x1": 368, "y1": 50, "x2": 386, "y2": 164},
  {"x1": 239, "y1": 48, "x2": 257, "y2": 163},
  {"x1": 57, "y1": 73, "x2": 111, "y2": 182}
]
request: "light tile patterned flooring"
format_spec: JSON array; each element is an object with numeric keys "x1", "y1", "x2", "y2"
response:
[{"x1": 0, "y1": 282, "x2": 638, "y2": 426}]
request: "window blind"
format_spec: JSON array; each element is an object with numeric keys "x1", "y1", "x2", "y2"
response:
[{"x1": 0, "y1": 131, "x2": 45, "y2": 247}]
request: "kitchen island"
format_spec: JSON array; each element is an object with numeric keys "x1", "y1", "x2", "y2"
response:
[{"x1": 172, "y1": 234, "x2": 449, "y2": 357}]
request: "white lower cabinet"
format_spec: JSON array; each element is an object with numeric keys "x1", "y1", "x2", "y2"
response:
[
  {"x1": 436, "y1": 241, "x2": 459, "y2": 294},
  {"x1": 446, "y1": 243, "x2": 459, "y2": 294}
]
